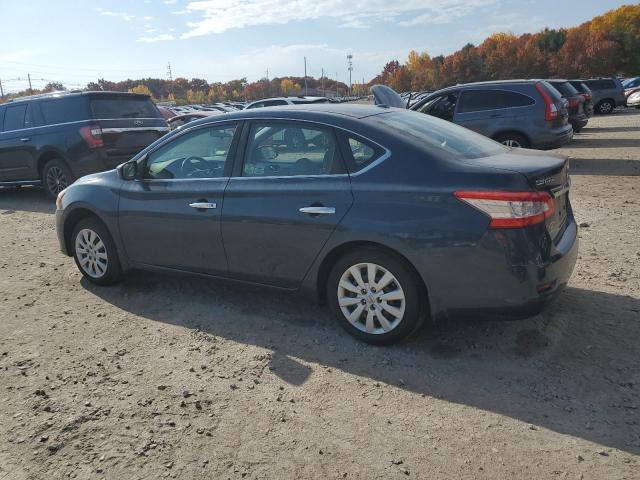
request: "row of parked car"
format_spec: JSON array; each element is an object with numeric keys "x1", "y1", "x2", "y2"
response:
[
  {"x1": 375, "y1": 76, "x2": 633, "y2": 150},
  {"x1": 0, "y1": 76, "x2": 633, "y2": 199}
]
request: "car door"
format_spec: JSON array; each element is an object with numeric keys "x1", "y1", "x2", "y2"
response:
[
  {"x1": 0, "y1": 103, "x2": 37, "y2": 182},
  {"x1": 118, "y1": 121, "x2": 240, "y2": 275},
  {"x1": 221, "y1": 120, "x2": 353, "y2": 288}
]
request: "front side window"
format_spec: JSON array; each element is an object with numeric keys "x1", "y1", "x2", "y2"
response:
[
  {"x1": 146, "y1": 125, "x2": 237, "y2": 180},
  {"x1": 4, "y1": 104, "x2": 27, "y2": 131},
  {"x1": 242, "y1": 122, "x2": 340, "y2": 177}
]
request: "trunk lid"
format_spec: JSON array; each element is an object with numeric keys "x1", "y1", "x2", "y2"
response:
[{"x1": 370, "y1": 85, "x2": 407, "y2": 109}]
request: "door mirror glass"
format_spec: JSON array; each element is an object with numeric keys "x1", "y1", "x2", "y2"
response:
[{"x1": 118, "y1": 160, "x2": 138, "y2": 180}]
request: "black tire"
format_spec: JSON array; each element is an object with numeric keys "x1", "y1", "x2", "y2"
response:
[
  {"x1": 493, "y1": 132, "x2": 530, "y2": 149},
  {"x1": 71, "y1": 217, "x2": 122, "y2": 286},
  {"x1": 42, "y1": 159, "x2": 73, "y2": 200},
  {"x1": 327, "y1": 248, "x2": 425, "y2": 345},
  {"x1": 596, "y1": 100, "x2": 614, "y2": 115}
]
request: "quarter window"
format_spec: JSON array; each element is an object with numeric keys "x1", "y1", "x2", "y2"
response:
[
  {"x1": 242, "y1": 123, "x2": 340, "y2": 177},
  {"x1": 4, "y1": 104, "x2": 27, "y2": 131},
  {"x1": 344, "y1": 136, "x2": 382, "y2": 172},
  {"x1": 458, "y1": 90, "x2": 535, "y2": 113},
  {"x1": 145, "y1": 125, "x2": 237, "y2": 180}
]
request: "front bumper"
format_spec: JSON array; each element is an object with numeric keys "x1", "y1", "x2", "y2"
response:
[{"x1": 56, "y1": 209, "x2": 70, "y2": 256}]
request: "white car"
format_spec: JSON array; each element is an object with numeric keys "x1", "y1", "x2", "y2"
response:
[
  {"x1": 245, "y1": 96, "x2": 329, "y2": 109},
  {"x1": 627, "y1": 90, "x2": 640, "y2": 108}
]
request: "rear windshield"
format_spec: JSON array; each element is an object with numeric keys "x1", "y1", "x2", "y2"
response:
[
  {"x1": 90, "y1": 96, "x2": 161, "y2": 119},
  {"x1": 539, "y1": 81, "x2": 563, "y2": 102},
  {"x1": 40, "y1": 96, "x2": 90, "y2": 125},
  {"x1": 372, "y1": 110, "x2": 507, "y2": 160},
  {"x1": 550, "y1": 81, "x2": 579, "y2": 97}
]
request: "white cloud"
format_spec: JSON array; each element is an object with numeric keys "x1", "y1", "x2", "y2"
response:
[
  {"x1": 138, "y1": 33, "x2": 176, "y2": 43},
  {"x1": 97, "y1": 9, "x2": 135, "y2": 22},
  {"x1": 181, "y1": 0, "x2": 497, "y2": 38}
]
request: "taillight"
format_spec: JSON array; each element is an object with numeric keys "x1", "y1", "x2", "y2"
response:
[
  {"x1": 568, "y1": 97, "x2": 579, "y2": 108},
  {"x1": 581, "y1": 93, "x2": 592, "y2": 101},
  {"x1": 535, "y1": 84, "x2": 558, "y2": 121},
  {"x1": 79, "y1": 125, "x2": 103, "y2": 149},
  {"x1": 454, "y1": 191, "x2": 555, "y2": 229}
]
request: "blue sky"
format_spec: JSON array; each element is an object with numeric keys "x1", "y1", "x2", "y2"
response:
[{"x1": 0, "y1": 0, "x2": 630, "y2": 93}]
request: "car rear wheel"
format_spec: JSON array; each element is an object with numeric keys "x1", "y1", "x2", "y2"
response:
[
  {"x1": 596, "y1": 100, "x2": 614, "y2": 114},
  {"x1": 493, "y1": 133, "x2": 530, "y2": 149},
  {"x1": 42, "y1": 159, "x2": 73, "y2": 200},
  {"x1": 72, "y1": 217, "x2": 122, "y2": 286},
  {"x1": 327, "y1": 249, "x2": 423, "y2": 345}
]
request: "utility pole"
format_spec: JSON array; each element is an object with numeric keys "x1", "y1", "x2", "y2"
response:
[
  {"x1": 303, "y1": 57, "x2": 308, "y2": 96},
  {"x1": 347, "y1": 54, "x2": 353, "y2": 96},
  {"x1": 28, "y1": 73, "x2": 33, "y2": 94},
  {"x1": 265, "y1": 68, "x2": 270, "y2": 96},
  {"x1": 321, "y1": 68, "x2": 324, "y2": 97},
  {"x1": 166, "y1": 62, "x2": 174, "y2": 100}
]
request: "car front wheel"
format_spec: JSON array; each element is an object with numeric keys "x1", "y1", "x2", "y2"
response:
[
  {"x1": 327, "y1": 249, "x2": 424, "y2": 345},
  {"x1": 72, "y1": 217, "x2": 122, "y2": 285}
]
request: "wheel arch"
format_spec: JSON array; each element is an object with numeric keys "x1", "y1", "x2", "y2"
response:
[
  {"x1": 315, "y1": 240, "x2": 431, "y2": 316},
  {"x1": 37, "y1": 149, "x2": 70, "y2": 179},
  {"x1": 62, "y1": 207, "x2": 110, "y2": 258},
  {"x1": 491, "y1": 130, "x2": 531, "y2": 146}
]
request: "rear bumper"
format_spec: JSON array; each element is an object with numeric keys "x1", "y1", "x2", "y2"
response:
[
  {"x1": 531, "y1": 125, "x2": 574, "y2": 150},
  {"x1": 569, "y1": 115, "x2": 589, "y2": 131},
  {"x1": 431, "y1": 217, "x2": 579, "y2": 321}
]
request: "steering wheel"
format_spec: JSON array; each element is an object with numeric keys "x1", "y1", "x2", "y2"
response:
[{"x1": 180, "y1": 156, "x2": 209, "y2": 178}]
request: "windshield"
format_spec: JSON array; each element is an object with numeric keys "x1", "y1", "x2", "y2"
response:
[
  {"x1": 90, "y1": 96, "x2": 162, "y2": 119},
  {"x1": 372, "y1": 110, "x2": 507, "y2": 160}
]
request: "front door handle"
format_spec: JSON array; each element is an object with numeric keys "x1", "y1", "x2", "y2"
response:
[
  {"x1": 189, "y1": 202, "x2": 217, "y2": 210},
  {"x1": 299, "y1": 206, "x2": 335, "y2": 215},
  {"x1": 20, "y1": 138, "x2": 31, "y2": 142}
]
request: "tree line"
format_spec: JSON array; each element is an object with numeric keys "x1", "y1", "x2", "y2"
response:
[{"x1": 371, "y1": 4, "x2": 640, "y2": 92}]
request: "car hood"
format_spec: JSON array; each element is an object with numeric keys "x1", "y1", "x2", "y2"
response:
[
  {"x1": 71, "y1": 169, "x2": 121, "y2": 188},
  {"x1": 370, "y1": 85, "x2": 407, "y2": 109}
]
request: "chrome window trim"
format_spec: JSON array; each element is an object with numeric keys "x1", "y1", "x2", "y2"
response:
[{"x1": 146, "y1": 116, "x2": 393, "y2": 179}]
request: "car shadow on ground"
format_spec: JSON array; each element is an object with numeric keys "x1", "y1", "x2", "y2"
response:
[
  {"x1": 83, "y1": 271, "x2": 640, "y2": 455},
  {"x1": 569, "y1": 158, "x2": 640, "y2": 176},
  {"x1": 0, "y1": 187, "x2": 54, "y2": 214}
]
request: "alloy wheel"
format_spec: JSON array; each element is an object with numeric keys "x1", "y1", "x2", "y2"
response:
[
  {"x1": 501, "y1": 139, "x2": 522, "y2": 148},
  {"x1": 337, "y1": 262, "x2": 406, "y2": 335},
  {"x1": 46, "y1": 166, "x2": 68, "y2": 195},
  {"x1": 599, "y1": 102, "x2": 613, "y2": 114},
  {"x1": 75, "y1": 228, "x2": 108, "y2": 278}
]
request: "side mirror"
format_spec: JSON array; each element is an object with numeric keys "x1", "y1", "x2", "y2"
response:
[{"x1": 117, "y1": 160, "x2": 138, "y2": 180}]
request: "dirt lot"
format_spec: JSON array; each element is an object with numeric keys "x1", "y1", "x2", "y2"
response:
[{"x1": 0, "y1": 110, "x2": 638, "y2": 480}]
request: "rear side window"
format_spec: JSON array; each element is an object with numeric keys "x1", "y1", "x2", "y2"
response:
[
  {"x1": 90, "y1": 96, "x2": 161, "y2": 119},
  {"x1": 40, "y1": 97, "x2": 89, "y2": 125},
  {"x1": 261, "y1": 100, "x2": 288, "y2": 107},
  {"x1": 341, "y1": 135, "x2": 384, "y2": 173},
  {"x1": 550, "y1": 82, "x2": 579, "y2": 97},
  {"x1": 458, "y1": 89, "x2": 535, "y2": 113},
  {"x1": 585, "y1": 79, "x2": 616, "y2": 90},
  {"x1": 4, "y1": 104, "x2": 27, "y2": 131}
]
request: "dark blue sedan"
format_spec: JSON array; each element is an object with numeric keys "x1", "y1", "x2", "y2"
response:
[{"x1": 55, "y1": 104, "x2": 578, "y2": 344}]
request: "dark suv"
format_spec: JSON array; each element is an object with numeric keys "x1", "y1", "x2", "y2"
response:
[
  {"x1": 581, "y1": 77, "x2": 626, "y2": 114},
  {"x1": 0, "y1": 91, "x2": 169, "y2": 198},
  {"x1": 546, "y1": 80, "x2": 589, "y2": 132},
  {"x1": 405, "y1": 80, "x2": 573, "y2": 149}
]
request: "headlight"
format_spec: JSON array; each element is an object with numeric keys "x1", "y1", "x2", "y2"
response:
[{"x1": 55, "y1": 188, "x2": 67, "y2": 209}]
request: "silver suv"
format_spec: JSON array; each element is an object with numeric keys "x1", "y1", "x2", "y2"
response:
[
  {"x1": 581, "y1": 78, "x2": 626, "y2": 114},
  {"x1": 407, "y1": 80, "x2": 573, "y2": 150}
]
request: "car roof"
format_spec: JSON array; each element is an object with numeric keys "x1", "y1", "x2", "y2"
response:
[
  {"x1": 6, "y1": 90, "x2": 151, "y2": 104},
  {"x1": 184, "y1": 104, "x2": 393, "y2": 128}
]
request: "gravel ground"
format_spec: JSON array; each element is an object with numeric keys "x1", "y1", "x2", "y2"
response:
[{"x1": 0, "y1": 110, "x2": 638, "y2": 480}]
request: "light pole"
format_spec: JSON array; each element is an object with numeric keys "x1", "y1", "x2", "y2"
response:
[{"x1": 347, "y1": 54, "x2": 353, "y2": 96}]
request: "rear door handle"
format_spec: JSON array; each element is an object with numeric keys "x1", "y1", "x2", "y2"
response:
[
  {"x1": 299, "y1": 206, "x2": 335, "y2": 215},
  {"x1": 20, "y1": 138, "x2": 31, "y2": 142},
  {"x1": 189, "y1": 202, "x2": 217, "y2": 210}
]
